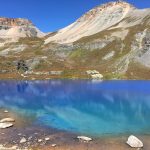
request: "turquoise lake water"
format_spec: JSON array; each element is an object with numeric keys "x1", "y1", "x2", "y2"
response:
[{"x1": 0, "y1": 80, "x2": 150, "y2": 137}]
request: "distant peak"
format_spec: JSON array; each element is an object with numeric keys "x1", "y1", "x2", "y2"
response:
[
  {"x1": 0, "y1": 17, "x2": 33, "y2": 26},
  {"x1": 77, "y1": 0, "x2": 135, "y2": 23},
  {"x1": 97, "y1": 0, "x2": 135, "y2": 10}
]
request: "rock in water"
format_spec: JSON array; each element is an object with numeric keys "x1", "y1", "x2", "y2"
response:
[
  {"x1": 77, "y1": 136, "x2": 92, "y2": 142},
  {"x1": 0, "y1": 123, "x2": 13, "y2": 129},
  {"x1": 127, "y1": 135, "x2": 143, "y2": 148},
  {"x1": 20, "y1": 137, "x2": 27, "y2": 143},
  {"x1": 0, "y1": 118, "x2": 15, "y2": 123}
]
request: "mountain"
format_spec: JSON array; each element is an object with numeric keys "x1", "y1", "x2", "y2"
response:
[
  {"x1": 0, "y1": 1, "x2": 150, "y2": 80},
  {"x1": 0, "y1": 17, "x2": 44, "y2": 43},
  {"x1": 45, "y1": 1, "x2": 135, "y2": 44}
]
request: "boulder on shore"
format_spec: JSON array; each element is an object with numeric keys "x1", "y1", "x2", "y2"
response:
[
  {"x1": 0, "y1": 118, "x2": 15, "y2": 123},
  {"x1": 0, "y1": 123, "x2": 13, "y2": 129},
  {"x1": 86, "y1": 70, "x2": 103, "y2": 80},
  {"x1": 20, "y1": 137, "x2": 27, "y2": 144},
  {"x1": 127, "y1": 135, "x2": 143, "y2": 148},
  {"x1": 0, "y1": 145, "x2": 17, "y2": 150},
  {"x1": 77, "y1": 136, "x2": 92, "y2": 142},
  {"x1": 91, "y1": 74, "x2": 103, "y2": 80}
]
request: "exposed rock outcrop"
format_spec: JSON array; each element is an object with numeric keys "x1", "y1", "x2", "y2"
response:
[{"x1": 0, "y1": 17, "x2": 44, "y2": 40}]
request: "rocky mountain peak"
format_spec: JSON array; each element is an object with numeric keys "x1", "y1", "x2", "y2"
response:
[
  {"x1": 77, "y1": 1, "x2": 134, "y2": 22},
  {"x1": 99, "y1": 0, "x2": 134, "y2": 9},
  {"x1": 0, "y1": 17, "x2": 33, "y2": 27},
  {"x1": 45, "y1": 1, "x2": 138, "y2": 44},
  {"x1": 0, "y1": 17, "x2": 44, "y2": 40}
]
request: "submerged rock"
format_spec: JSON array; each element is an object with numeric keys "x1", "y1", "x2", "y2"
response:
[
  {"x1": 127, "y1": 135, "x2": 143, "y2": 148},
  {"x1": 0, "y1": 123, "x2": 13, "y2": 129},
  {"x1": 0, "y1": 118, "x2": 15, "y2": 123},
  {"x1": 77, "y1": 136, "x2": 92, "y2": 142},
  {"x1": 20, "y1": 137, "x2": 27, "y2": 143}
]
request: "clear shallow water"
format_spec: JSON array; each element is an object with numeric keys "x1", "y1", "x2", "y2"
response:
[{"x1": 0, "y1": 80, "x2": 150, "y2": 137}]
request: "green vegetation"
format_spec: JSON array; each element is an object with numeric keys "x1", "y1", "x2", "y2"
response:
[
  {"x1": 104, "y1": 73, "x2": 126, "y2": 80},
  {"x1": 34, "y1": 61, "x2": 44, "y2": 70},
  {"x1": 69, "y1": 49, "x2": 87, "y2": 58}
]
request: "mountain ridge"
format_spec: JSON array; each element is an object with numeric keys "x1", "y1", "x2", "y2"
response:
[{"x1": 44, "y1": 1, "x2": 149, "y2": 44}]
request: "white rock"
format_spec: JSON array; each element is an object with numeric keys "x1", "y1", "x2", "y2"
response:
[
  {"x1": 86, "y1": 70, "x2": 103, "y2": 80},
  {"x1": 127, "y1": 135, "x2": 143, "y2": 148},
  {"x1": 86, "y1": 70, "x2": 100, "y2": 75},
  {"x1": 0, "y1": 118, "x2": 15, "y2": 123},
  {"x1": 91, "y1": 74, "x2": 103, "y2": 80},
  {"x1": 45, "y1": 137, "x2": 50, "y2": 141},
  {"x1": 0, "y1": 123, "x2": 13, "y2": 129},
  {"x1": 4, "y1": 110, "x2": 8, "y2": 113},
  {"x1": 20, "y1": 137, "x2": 27, "y2": 143},
  {"x1": 38, "y1": 139, "x2": 43, "y2": 142},
  {"x1": 77, "y1": 136, "x2": 92, "y2": 142},
  {"x1": 51, "y1": 144, "x2": 57, "y2": 147},
  {"x1": 0, "y1": 145, "x2": 17, "y2": 150}
]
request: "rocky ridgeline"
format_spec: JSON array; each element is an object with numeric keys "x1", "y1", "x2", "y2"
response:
[
  {"x1": 0, "y1": 18, "x2": 32, "y2": 26},
  {"x1": 77, "y1": 0, "x2": 134, "y2": 22},
  {"x1": 0, "y1": 17, "x2": 44, "y2": 39}
]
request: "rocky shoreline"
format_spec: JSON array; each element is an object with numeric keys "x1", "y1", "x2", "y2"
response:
[
  {"x1": 0, "y1": 70, "x2": 104, "y2": 81},
  {"x1": 0, "y1": 109, "x2": 150, "y2": 150}
]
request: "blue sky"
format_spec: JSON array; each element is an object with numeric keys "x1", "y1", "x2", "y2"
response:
[{"x1": 0, "y1": 0, "x2": 149, "y2": 32}]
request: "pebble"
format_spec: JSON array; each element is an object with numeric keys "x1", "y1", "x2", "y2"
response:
[
  {"x1": 45, "y1": 137, "x2": 50, "y2": 141},
  {"x1": 28, "y1": 136, "x2": 32, "y2": 140},
  {"x1": 20, "y1": 137, "x2": 27, "y2": 143},
  {"x1": 77, "y1": 136, "x2": 92, "y2": 142},
  {"x1": 51, "y1": 144, "x2": 57, "y2": 147},
  {"x1": 38, "y1": 139, "x2": 43, "y2": 142}
]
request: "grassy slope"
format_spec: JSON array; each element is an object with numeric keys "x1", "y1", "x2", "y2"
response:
[{"x1": 0, "y1": 15, "x2": 150, "y2": 80}]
